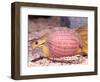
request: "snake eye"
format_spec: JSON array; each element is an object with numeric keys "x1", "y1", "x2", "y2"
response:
[{"x1": 35, "y1": 41, "x2": 38, "y2": 45}]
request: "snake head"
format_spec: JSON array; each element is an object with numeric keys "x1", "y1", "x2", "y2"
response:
[
  {"x1": 31, "y1": 34, "x2": 47, "y2": 49},
  {"x1": 31, "y1": 34, "x2": 50, "y2": 58}
]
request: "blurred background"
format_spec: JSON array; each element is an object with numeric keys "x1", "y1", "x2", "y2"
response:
[{"x1": 28, "y1": 15, "x2": 88, "y2": 33}]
